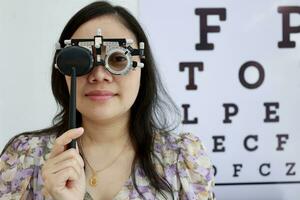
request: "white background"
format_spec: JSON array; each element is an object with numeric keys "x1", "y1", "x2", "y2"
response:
[{"x1": 139, "y1": 0, "x2": 300, "y2": 199}]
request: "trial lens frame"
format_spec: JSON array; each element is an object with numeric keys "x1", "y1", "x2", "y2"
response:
[{"x1": 54, "y1": 28, "x2": 145, "y2": 150}]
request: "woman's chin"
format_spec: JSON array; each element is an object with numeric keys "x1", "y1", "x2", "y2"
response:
[{"x1": 81, "y1": 109, "x2": 129, "y2": 123}]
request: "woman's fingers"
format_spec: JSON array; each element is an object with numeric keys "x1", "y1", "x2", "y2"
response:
[
  {"x1": 49, "y1": 127, "x2": 84, "y2": 159},
  {"x1": 41, "y1": 127, "x2": 86, "y2": 200},
  {"x1": 58, "y1": 166, "x2": 80, "y2": 182},
  {"x1": 47, "y1": 156, "x2": 83, "y2": 178},
  {"x1": 45, "y1": 166, "x2": 81, "y2": 194},
  {"x1": 49, "y1": 148, "x2": 84, "y2": 169}
]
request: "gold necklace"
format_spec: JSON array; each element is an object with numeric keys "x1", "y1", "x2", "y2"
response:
[{"x1": 78, "y1": 136, "x2": 129, "y2": 187}]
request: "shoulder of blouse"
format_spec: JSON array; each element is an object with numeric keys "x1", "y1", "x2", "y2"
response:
[
  {"x1": 153, "y1": 131, "x2": 210, "y2": 161},
  {"x1": 153, "y1": 131, "x2": 216, "y2": 200},
  {"x1": 0, "y1": 133, "x2": 56, "y2": 199}
]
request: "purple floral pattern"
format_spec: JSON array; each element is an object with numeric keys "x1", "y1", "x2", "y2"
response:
[{"x1": 0, "y1": 132, "x2": 215, "y2": 200}]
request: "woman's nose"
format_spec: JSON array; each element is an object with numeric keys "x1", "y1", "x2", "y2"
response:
[{"x1": 87, "y1": 64, "x2": 113, "y2": 83}]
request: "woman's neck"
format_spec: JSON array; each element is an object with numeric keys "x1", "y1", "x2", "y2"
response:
[
  {"x1": 80, "y1": 112, "x2": 131, "y2": 150},
  {"x1": 78, "y1": 112, "x2": 135, "y2": 176}
]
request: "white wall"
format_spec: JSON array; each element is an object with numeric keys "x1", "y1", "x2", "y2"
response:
[
  {"x1": 0, "y1": 0, "x2": 138, "y2": 149},
  {"x1": 139, "y1": 0, "x2": 300, "y2": 199}
]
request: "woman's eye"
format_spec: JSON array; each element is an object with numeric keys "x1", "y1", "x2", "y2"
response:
[{"x1": 114, "y1": 56, "x2": 126, "y2": 62}]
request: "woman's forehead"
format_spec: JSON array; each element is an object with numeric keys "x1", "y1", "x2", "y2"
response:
[{"x1": 71, "y1": 15, "x2": 137, "y2": 41}]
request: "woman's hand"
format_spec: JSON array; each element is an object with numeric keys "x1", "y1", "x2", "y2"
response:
[{"x1": 41, "y1": 127, "x2": 86, "y2": 200}]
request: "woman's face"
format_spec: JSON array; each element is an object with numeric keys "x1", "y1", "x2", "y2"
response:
[{"x1": 65, "y1": 15, "x2": 141, "y2": 123}]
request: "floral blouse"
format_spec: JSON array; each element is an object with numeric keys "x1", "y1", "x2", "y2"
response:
[{"x1": 0, "y1": 132, "x2": 215, "y2": 200}]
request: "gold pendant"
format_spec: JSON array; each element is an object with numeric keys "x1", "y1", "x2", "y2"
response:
[{"x1": 89, "y1": 176, "x2": 97, "y2": 187}]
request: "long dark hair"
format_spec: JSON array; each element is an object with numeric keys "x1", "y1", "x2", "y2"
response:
[{"x1": 1, "y1": 1, "x2": 181, "y2": 199}]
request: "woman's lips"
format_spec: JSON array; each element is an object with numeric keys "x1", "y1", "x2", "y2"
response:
[
  {"x1": 87, "y1": 95, "x2": 114, "y2": 101},
  {"x1": 85, "y1": 90, "x2": 116, "y2": 101}
]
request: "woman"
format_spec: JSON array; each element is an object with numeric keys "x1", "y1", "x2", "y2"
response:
[{"x1": 0, "y1": 1, "x2": 215, "y2": 200}]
